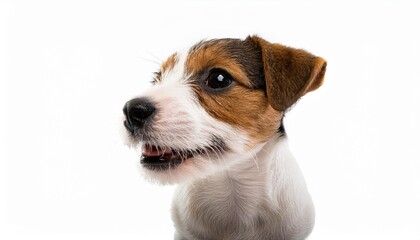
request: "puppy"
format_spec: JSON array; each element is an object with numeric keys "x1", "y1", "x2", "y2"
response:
[{"x1": 122, "y1": 36, "x2": 326, "y2": 240}]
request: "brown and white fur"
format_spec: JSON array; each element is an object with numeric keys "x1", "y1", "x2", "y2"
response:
[{"x1": 122, "y1": 36, "x2": 327, "y2": 240}]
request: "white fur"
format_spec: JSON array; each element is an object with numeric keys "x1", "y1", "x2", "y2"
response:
[
  {"x1": 123, "y1": 49, "x2": 314, "y2": 239},
  {"x1": 172, "y1": 135, "x2": 315, "y2": 240}
]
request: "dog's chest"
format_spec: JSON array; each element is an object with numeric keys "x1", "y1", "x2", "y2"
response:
[{"x1": 171, "y1": 171, "x2": 285, "y2": 239}]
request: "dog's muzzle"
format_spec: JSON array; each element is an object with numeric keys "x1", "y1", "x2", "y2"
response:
[{"x1": 123, "y1": 97, "x2": 155, "y2": 133}]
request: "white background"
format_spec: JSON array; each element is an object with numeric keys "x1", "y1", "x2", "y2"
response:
[{"x1": 1, "y1": 0, "x2": 420, "y2": 239}]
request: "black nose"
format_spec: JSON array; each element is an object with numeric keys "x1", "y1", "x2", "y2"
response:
[{"x1": 123, "y1": 98, "x2": 156, "y2": 132}]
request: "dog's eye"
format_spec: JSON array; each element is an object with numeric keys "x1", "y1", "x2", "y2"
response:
[{"x1": 205, "y1": 69, "x2": 233, "y2": 89}]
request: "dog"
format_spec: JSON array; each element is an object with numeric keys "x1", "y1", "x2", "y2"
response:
[{"x1": 122, "y1": 35, "x2": 326, "y2": 240}]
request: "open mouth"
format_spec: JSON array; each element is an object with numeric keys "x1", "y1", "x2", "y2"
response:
[
  {"x1": 140, "y1": 145, "x2": 201, "y2": 171},
  {"x1": 140, "y1": 136, "x2": 226, "y2": 171}
]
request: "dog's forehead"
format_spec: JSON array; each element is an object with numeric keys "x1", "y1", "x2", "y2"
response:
[{"x1": 159, "y1": 38, "x2": 264, "y2": 89}]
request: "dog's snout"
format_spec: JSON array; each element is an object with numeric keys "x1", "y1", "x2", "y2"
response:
[{"x1": 123, "y1": 98, "x2": 155, "y2": 131}]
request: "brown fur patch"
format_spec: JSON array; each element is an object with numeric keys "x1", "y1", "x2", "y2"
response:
[
  {"x1": 185, "y1": 39, "x2": 255, "y2": 88},
  {"x1": 195, "y1": 85, "x2": 282, "y2": 147},
  {"x1": 250, "y1": 36, "x2": 327, "y2": 111},
  {"x1": 161, "y1": 53, "x2": 178, "y2": 75},
  {"x1": 185, "y1": 39, "x2": 282, "y2": 147}
]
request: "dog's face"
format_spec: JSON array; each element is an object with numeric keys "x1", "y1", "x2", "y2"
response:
[{"x1": 122, "y1": 36, "x2": 326, "y2": 184}]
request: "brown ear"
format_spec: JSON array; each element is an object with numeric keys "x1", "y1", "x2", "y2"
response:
[{"x1": 250, "y1": 36, "x2": 327, "y2": 111}]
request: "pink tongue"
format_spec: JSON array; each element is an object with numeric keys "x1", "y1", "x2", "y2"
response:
[{"x1": 142, "y1": 145, "x2": 172, "y2": 157}]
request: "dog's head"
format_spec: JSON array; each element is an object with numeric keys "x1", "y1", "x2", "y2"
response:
[{"x1": 122, "y1": 36, "x2": 326, "y2": 184}]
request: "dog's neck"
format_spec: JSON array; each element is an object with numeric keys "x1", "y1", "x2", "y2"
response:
[
  {"x1": 212, "y1": 133, "x2": 309, "y2": 211},
  {"x1": 173, "y1": 133, "x2": 313, "y2": 235}
]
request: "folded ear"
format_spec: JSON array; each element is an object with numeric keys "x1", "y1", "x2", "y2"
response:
[{"x1": 249, "y1": 36, "x2": 327, "y2": 111}]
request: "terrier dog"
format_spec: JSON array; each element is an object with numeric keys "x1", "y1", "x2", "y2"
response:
[{"x1": 122, "y1": 36, "x2": 326, "y2": 240}]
